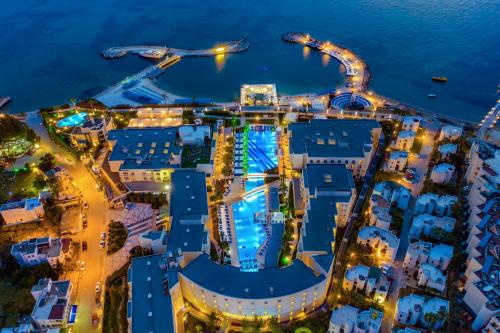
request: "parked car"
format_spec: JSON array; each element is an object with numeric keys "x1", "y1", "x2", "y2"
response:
[
  {"x1": 99, "y1": 241, "x2": 105, "y2": 249},
  {"x1": 95, "y1": 282, "x2": 101, "y2": 294},
  {"x1": 83, "y1": 221, "x2": 88, "y2": 229},
  {"x1": 80, "y1": 261, "x2": 86, "y2": 271},
  {"x1": 92, "y1": 314, "x2": 99, "y2": 329},
  {"x1": 100, "y1": 232, "x2": 106, "y2": 241},
  {"x1": 82, "y1": 241, "x2": 88, "y2": 251},
  {"x1": 82, "y1": 201, "x2": 89, "y2": 209}
]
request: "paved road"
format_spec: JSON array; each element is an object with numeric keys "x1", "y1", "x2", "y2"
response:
[
  {"x1": 329, "y1": 132, "x2": 386, "y2": 303},
  {"x1": 381, "y1": 197, "x2": 416, "y2": 333},
  {"x1": 406, "y1": 135, "x2": 434, "y2": 196},
  {"x1": 23, "y1": 112, "x2": 108, "y2": 332}
]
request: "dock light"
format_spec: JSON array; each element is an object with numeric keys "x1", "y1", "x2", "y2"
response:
[{"x1": 215, "y1": 47, "x2": 225, "y2": 53}]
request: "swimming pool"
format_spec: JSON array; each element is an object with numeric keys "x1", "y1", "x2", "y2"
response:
[
  {"x1": 56, "y1": 112, "x2": 88, "y2": 128},
  {"x1": 232, "y1": 126, "x2": 278, "y2": 271}
]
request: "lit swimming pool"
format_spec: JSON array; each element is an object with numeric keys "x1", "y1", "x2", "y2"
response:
[
  {"x1": 56, "y1": 112, "x2": 88, "y2": 128},
  {"x1": 232, "y1": 126, "x2": 278, "y2": 271}
]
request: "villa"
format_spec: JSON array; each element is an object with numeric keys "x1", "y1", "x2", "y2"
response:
[
  {"x1": 371, "y1": 181, "x2": 411, "y2": 210},
  {"x1": 414, "y1": 193, "x2": 457, "y2": 217},
  {"x1": 410, "y1": 214, "x2": 455, "y2": 240},
  {"x1": 438, "y1": 143, "x2": 457, "y2": 157},
  {"x1": 402, "y1": 116, "x2": 421, "y2": 132},
  {"x1": 357, "y1": 226, "x2": 399, "y2": 264},
  {"x1": 386, "y1": 150, "x2": 408, "y2": 171},
  {"x1": 343, "y1": 264, "x2": 390, "y2": 301},
  {"x1": 395, "y1": 294, "x2": 449, "y2": 330},
  {"x1": 328, "y1": 305, "x2": 383, "y2": 333},
  {"x1": 430, "y1": 163, "x2": 455, "y2": 184},
  {"x1": 30, "y1": 278, "x2": 72, "y2": 330},
  {"x1": 70, "y1": 116, "x2": 115, "y2": 148},
  {"x1": 403, "y1": 240, "x2": 453, "y2": 271},
  {"x1": 0, "y1": 197, "x2": 44, "y2": 225},
  {"x1": 439, "y1": 125, "x2": 462, "y2": 141},
  {"x1": 10, "y1": 236, "x2": 64, "y2": 268},
  {"x1": 287, "y1": 119, "x2": 382, "y2": 177},
  {"x1": 417, "y1": 263, "x2": 447, "y2": 292},
  {"x1": 394, "y1": 131, "x2": 415, "y2": 151}
]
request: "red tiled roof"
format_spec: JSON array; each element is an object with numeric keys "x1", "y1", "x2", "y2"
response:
[{"x1": 48, "y1": 304, "x2": 66, "y2": 320}]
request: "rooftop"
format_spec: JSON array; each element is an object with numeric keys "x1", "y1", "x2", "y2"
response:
[
  {"x1": 358, "y1": 225, "x2": 399, "y2": 249},
  {"x1": 181, "y1": 254, "x2": 327, "y2": 299},
  {"x1": 0, "y1": 197, "x2": 42, "y2": 211},
  {"x1": 302, "y1": 163, "x2": 355, "y2": 197},
  {"x1": 288, "y1": 119, "x2": 380, "y2": 157},
  {"x1": 107, "y1": 127, "x2": 181, "y2": 170},
  {"x1": 302, "y1": 196, "x2": 338, "y2": 253}
]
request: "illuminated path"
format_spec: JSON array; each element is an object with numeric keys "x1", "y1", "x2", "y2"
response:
[{"x1": 478, "y1": 99, "x2": 500, "y2": 135}]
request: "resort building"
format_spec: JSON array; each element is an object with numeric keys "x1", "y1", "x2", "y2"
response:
[
  {"x1": 394, "y1": 131, "x2": 415, "y2": 151},
  {"x1": 371, "y1": 181, "x2": 411, "y2": 210},
  {"x1": 328, "y1": 305, "x2": 383, "y2": 333},
  {"x1": 10, "y1": 236, "x2": 64, "y2": 268},
  {"x1": 343, "y1": 265, "x2": 390, "y2": 301},
  {"x1": 287, "y1": 119, "x2": 382, "y2": 178},
  {"x1": 128, "y1": 107, "x2": 183, "y2": 127},
  {"x1": 139, "y1": 230, "x2": 167, "y2": 254},
  {"x1": 395, "y1": 294, "x2": 449, "y2": 330},
  {"x1": 369, "y1": 204, "x2": 392, "y2": 230},
  {"x1": 465, "y1": 144, "x2": 499, "y2": 211},
  {"x1": 357, "y1": 226, "x2": 399, "y2": 264},
  {"x1": 30, "y1": 278, "x2": 72, "y2": 329},
  {"x1": 300, "y1": 163, "x2": 356, "y2": 227},
  {"x1": 178, "y1": 125, "x2": 211, "y2": 146},
  {"x1": 401, "y1": 116, "x2": 421, "y2": 132},
  {"x1": 0, "y1": 197, "x2": 44, "y2": 225},
  {"x1": 403, "y1": 240, "x2": 453, "y2": 271},
  {"x1": 386, "y1": 150, "x2": 408, "y2": 171},
  {"x1": 409, "y1": 214, "x2": 455, "y2": 240},
  {"x1": 463, "y1": 196, "x2": 500, "y2": 331},
  {"x1": 438, "y1": 143, "x2": 457, "y2": 157},
  {"x1": 417, "y1": 263, "x2": 447, "y2": 292},
  {"x1": 414, "y1": 193, "x2": 457, "y2": 217},
  {"x1": 240, "y1": 84, "x2": 278, "y2": 106},
  {"x1": 430, "y1": 163, "x2": 455, "y2": 184},
  {"x1": 438, "y1": 125, "x2": 462, "y2": 141},
  {"x1": 69, "y1": 116, "x2": 115, "y2": 148},
  {"x1": 106, "y1": 127, "x2": 182, "y2": 183}
]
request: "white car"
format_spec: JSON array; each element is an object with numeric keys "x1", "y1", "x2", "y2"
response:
[
  {"x1": 82, "y1": 201, "x2": 89, "y2": 209},
  {"x1": 100, "y1": 232, "x2": 106, "y2": 241},
  {"x1": 99, "y1": 241, "x2": 105, "y2": 249},
  {"x1": 95, "y1": 282, "x2": 101, "y2": 294},
  {"x1": 80, "y1": 261, "x2": 86, "y2": 271}
]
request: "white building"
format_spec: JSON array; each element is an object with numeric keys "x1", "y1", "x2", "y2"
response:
[
  {"x1": 372, "y1": 181, "x2": 411, "y2": 210},
  {"x1": 357, "y1": 226, "x2": 399, "y2": 264},
  {"x1": 439, "y1": 125, "x2": 462, "y2": 141},
  {"x1": 178, "y1": 125, "x2": 211, "y2": 146},
  {"x1": 387, "y1": 150, "x2": 408, "y2": 171},
  {"x1": 328, "y1": 305, "x2": 383, "y2": 333},
  {"x1": 438, "y1": 143, "x2": 457, "y2": 157},
  {"x1": 394, "y1": 131, "x2": 416, "y2": 151},
  {"x1": 410, "y1": 214, "x2": 455, "y2": 240},
  {"x1": 404, "y1": 240, "x2": 453, "y2": 271},
  {"x1": 138, "y1": 230, "x2": 167, "y2": 254},
  {"x1": 430, "y1": 163, "x2": 455, "y2": 184},
  {"x1": 30, "y1": 278, "x2": 72, "y2": 329},
  {"x1": 395, "y1": 294, "x2": 448, "y2": 330},
  {"x1": 482, "y1": 313, "x2": 500, "y2": 333},
  {"x1": 417, "y1": 263, "x2": 447, "y2": 292},
  {"x1": 70, "y1": 117, "x2": 115, "y2": 148},
  {"x1": 402, "y1": 116, "x2": 421, "y2": 132},
  {"x1": 288, "y1": 119, "x2": 382, "y2": 178},
  {"x1": 463, "y1": 196, "x2": 500, "y2": 331},
  {"x1": 414, "y1": 193, "x2": 457, "y2": 217},
  {"x1": 343, "y1": 265, "x2": 390, "y2": 302},
  {"x1": 10, "y1": 237, "x2": 63, "y2": 268},
  {"x1": 0, "y1": 197, "x2": 44, "y2": 225}
]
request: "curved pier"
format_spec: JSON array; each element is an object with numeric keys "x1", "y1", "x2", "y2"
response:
[{"x1": 282, "y1": 32, "x2": 368, "y2": 91}]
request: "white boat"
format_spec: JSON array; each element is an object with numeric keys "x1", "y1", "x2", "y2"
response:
[{"x1": 138, "y1": 49, "x2": 165, "y2": 59}]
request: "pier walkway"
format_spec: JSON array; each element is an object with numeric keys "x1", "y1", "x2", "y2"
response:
[
  {"x1": 478, "y1": 99, "x2": 500, "y2": 135},
  {"x1": 282, "y1": 32, "x2": 368, "y2": 91}
]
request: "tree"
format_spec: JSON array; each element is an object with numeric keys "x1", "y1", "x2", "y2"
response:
[
  {"x1": 33, "y1": 174, "x2": 48, "y2": 191},
  {"x1": 268, "y1": 317, "x2": 284, "y2": 333},
  {"x1": 423, "y1": 312, "x2": 439, "y2": 329},
  {"x1": 38, "y1": 153, "x2": 55, "y2": 172}
]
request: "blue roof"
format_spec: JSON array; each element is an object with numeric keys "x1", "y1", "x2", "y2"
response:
[
  {"x1": 0, "y1": 197, "x2": 41, "y2": 211},
  {"x1": 129, "y1": 254, "x2": 175, "y2": 333},
  {"x1": 167, "y1": 170, "x2": 209, "y2": 252},
  {"x1": 181, "y1": 254, "x2": 326, "y2": 299},
  {"x1": 264, "y1": 223, "x2": 285, "y2": 267},
  {"x1": 312, "y1": 254, "x2": 335, "y2": 273},
  {"x1": 288, "y1": 119, "x2": 379, "y2": 157},
  {"x1": 107, "y1": 127, "x2": 181, "y2": 170},
  {"x1": 302, "y1": 197, "x2": 337, "y2": 253},
  {"x1": 268, "y1": 187, "x2": 280, "y2": 211},
  {"x1": 303, "y1": 164, "x2": 355, "y2": 197}
]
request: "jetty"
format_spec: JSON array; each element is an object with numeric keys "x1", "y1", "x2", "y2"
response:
[{"x1": 282, "y1": 32, "x2": 369, "y2": 91}]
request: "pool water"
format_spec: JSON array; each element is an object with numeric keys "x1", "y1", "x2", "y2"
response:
[
  {"x1": 232, "y1": 127, "x2": 278, "y2": 271},
  {"x1": 56, "y1": 112, "x2": 88, "y2": 128}
]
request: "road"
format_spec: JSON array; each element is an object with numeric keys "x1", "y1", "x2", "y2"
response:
[
  {"x1": 329, "y1": 132, "x2": 386, "y2": 303},
  {"x1": 23, "y1": 112, "x2": 108, "y2": 332},
  {"x1": 406, "y1": 134, "x2": 434, "y2": 195},
  {"x1": 380, "y1": 197, "x2": 416, "y2": 333}
]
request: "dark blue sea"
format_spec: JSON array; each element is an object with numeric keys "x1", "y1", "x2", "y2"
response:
[{"x1": 0, "y1": 0, "x2": 499, "y2": 121}]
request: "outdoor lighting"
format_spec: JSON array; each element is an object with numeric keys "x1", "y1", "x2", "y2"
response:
[{"x1": 215, "y1": 47, "x2": 225, "y2": 53}]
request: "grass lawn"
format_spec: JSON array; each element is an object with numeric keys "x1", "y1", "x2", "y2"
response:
[
  {"x1": 181, "y1": 144, "x2": 212, "y2": 168},
  {"x1": 102, "y1": 263, "x2": 129, "y2": 333}
]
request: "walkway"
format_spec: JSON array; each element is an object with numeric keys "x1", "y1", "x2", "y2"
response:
[{"x1": 478, "y1": 99, "x2": 500, "y2": 135}]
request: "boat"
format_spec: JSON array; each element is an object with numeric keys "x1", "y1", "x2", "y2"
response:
[
  {"x1": 428, "y1": 94, "x2": 437, "y2": 98},
  {"x1": 0, "y1": 96, "x2": 11, "y2": 109},
  {"x1": 138, "y1": 49, "x2": 165, "y2": 59},
  {"x1": 260, "y1": 66, "x2": 269, "y2": 72},
  {"x1": 432, "y1": 76, "x2": 448, "y2": 83}
]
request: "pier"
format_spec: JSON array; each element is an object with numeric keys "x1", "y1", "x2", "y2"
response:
[
  {"x1": 282, "y1": 32, "x2": 368, "y2": 91},
  {"x1": 478, "y1": 99, "x2": 500, "y2": 134}
]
